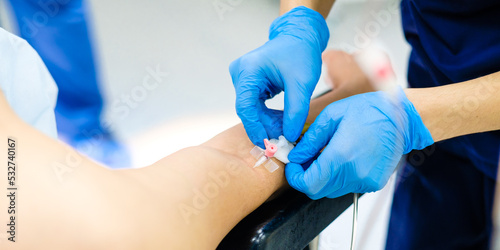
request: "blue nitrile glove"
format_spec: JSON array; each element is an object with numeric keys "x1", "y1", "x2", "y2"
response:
[
  {"x1": 229, "y1": 6, "x2": 329, "y2": 148},
  {"x1": 285, "y1": 88, "x2": 434, "y2": 199}
]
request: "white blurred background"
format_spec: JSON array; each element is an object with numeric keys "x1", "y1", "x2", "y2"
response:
[{"x1": 0, "y1": 0, "x2": 410, "y2": 249}]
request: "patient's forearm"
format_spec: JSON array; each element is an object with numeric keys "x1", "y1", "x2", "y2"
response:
[
  {"x1": 144, "y1": 91, "x2": 355, "y2": 247},
  {"x1": 0, "y1": 89, "x2": 347, "y2": 249},
  {"x1": 125, "y1": 126, "x2": 287, "y2": 249},
  {"x1": 134, "y1": 91, "x2": 349, "y2": 248},
  {"x1": 0, "y1": 94, "x2": 286, "y2": 249}
]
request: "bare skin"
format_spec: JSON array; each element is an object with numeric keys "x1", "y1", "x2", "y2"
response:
[
  {"x1": 280, "y1": 0, "x2": 336, "y2": 18},
  {"x1": 1, "y1": 95, "x2": 282, "y2": 249},
  {"x1": 406, "y1": 73, "x2": 500, "y2": 142},
  {"x1": 325, "y1": 50, "x2": 500, "y2": 142},
  {"x1": 0, "y1": 51, "x2": 368, "y2": 249}
]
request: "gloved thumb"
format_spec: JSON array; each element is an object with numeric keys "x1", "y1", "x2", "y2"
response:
[{"x1": 285, "y1": 162, "x2": 308, "y2": 193}]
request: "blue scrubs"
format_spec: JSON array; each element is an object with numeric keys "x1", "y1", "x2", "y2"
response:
[
  {"x1": 387, "y1": 0, "x2": 500, "y2": 249},
  {"x1": 7, "y1": 0, "x2": 105, "y2": 143},
  {"x1": 7, "y1": 0, "x2": 130, "y2": 167}
]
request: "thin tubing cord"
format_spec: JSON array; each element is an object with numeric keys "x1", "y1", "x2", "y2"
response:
[
  {"x1": 345, "y1": 2, "x2": 395, "y2": 249},
  {"x1": 350, "y1": 193, "x2": 359, "y2": 250}
]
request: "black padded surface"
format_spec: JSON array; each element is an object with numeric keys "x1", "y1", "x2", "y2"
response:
[{"x1": 217, "y1": 189, "x2": 356, "y2": 250}]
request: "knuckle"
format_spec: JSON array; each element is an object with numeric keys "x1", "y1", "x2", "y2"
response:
[
  {"x1": 308, "y1": 194, "x2": 322, "y2": 200},
  {"x1": 229, "y1": 58, "x2": 240, "y2": 72},
  {"x1": 351, "y1": 164, "x2": 385, "y2": 193},
  {"x1": 230, "y1": 54, "x2": 263, "y2": 87},
  {"x1": 289, "y1": 176, "x2": 312, "y2": 196},
  {"x1": 303, "y1": 182, "x2": 324, "y2": 198},
  {"x1": 304, "y1": 187, "x2": 318, "y2": 197},
  {"x1": 229, "y1": 59, "x2": 242, "y2": 86},
  {"x1": 239, "y1": 52, "x2": 260, "y2": 66}
]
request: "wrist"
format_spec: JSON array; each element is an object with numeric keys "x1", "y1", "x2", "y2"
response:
[
  {"x1": 269, "y1": 6, "x2": 330, "y2": 52},
  {"x1": 400, "y1": 89, "x2": 434, "y2": 153}
]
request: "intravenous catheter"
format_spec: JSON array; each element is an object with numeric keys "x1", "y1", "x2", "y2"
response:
[{"x1": 250, "y1": 135, "x2": 294, "y2": 173}]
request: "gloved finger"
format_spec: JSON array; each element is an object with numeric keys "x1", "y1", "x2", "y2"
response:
[
  {"x1": 288, "y1": 106, "x2": 340, "y2": 164},
  {"x1": 300, "y1": 161, "x2": 330, "y2": 199},
  {"x1": 285, "y1": 152, "x2": 319, "y2": 197},
  {"x1": 300, "y1": 153, "x2": 318, "y2": 171},
  {"x1": 288, "y1": 158, "x2": 339, "y2": 200},
  {"x1": 259, "y1": 106, "x2": 284, "y2": 139},
  {"x1": 285, "y1": 162, "x2": 308, "y2": 193},
  {"x1": 287, "y1": 135, "x2": 338, "y2": 200},
  {"x1": 283, "y1": 84, "x2": 311, "y2": 142},
  {"x1": 299, "y1": 134, "x2": 347, "y2": 199},
  {"x1": 235, "y1": 86, "x2": 268, "y2": 148}
]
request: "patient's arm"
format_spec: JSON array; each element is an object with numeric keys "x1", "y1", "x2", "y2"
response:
[
  {"x1": 0, "y1": 96, "x2": 271, "y2": 249},
  {"x1": 0, "y1": 52, "x2": 367, "y2": 250}
]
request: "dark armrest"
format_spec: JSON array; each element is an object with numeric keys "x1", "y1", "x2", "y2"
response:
[{"x1": 217, "y1": 189, "x2": 356, "y2": 250}]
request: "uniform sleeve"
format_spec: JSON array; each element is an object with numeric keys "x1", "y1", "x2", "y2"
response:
[{"x1": 0, "y1": 28, "x2": 58, "y2": 138}]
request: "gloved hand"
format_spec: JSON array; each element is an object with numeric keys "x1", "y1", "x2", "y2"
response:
[
  {"x1": 285, "y1": 88, "x2": 434, "y2": 199},
  {"x1": 229, "y1": 6, "x2": 329, "y2": 148}
]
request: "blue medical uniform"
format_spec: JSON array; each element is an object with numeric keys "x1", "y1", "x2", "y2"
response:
[
  {"x1": 387, "y1": 0, "x2": 500, "y2": 249},
  {"x1": 7, "y1": 0, "x2": 129, "y2": 167},
  {"x1": 7, "y1": 0, "x2": 105, "y2": 143}
]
